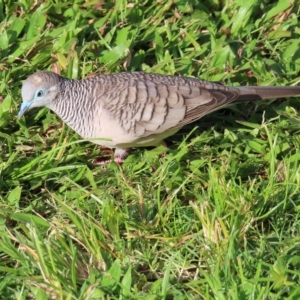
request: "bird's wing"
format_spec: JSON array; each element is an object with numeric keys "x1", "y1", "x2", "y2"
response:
[{"x1": 100, "y1": 77, "x2": 240, "y2": 138}]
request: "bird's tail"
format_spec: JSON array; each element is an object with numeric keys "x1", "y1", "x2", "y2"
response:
[{"x1": 234, "y1": 86, "x2": 300, "y2": 102}]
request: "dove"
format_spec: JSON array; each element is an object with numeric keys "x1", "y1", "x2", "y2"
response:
[{"x1": 18, "y1": 71, "x2": 300, "y2": 163}]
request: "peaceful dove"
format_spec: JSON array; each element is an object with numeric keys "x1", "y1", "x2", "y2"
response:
[{"x1": 18, "y1": 71, "x2": 300, "y2": 163}]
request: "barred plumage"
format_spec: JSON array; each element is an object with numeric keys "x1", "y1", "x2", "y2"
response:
[{"x1": 19, "y1": 71, "x2": 300, "y2": 163}]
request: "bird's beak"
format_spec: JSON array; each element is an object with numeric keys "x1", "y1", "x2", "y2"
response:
[{"x1": 18, "y1": 102, "x2": 32, "y2": 119}]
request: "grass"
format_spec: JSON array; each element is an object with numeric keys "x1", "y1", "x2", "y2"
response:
[{"x1": 1, "y1": 0, "x2": 300, "y2": 298}]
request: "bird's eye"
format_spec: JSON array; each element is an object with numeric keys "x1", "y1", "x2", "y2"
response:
[{"x1": 36, "y1": 89, "x2": 44, "y2": 98}]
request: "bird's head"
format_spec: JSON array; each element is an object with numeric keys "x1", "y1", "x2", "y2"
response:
[{"x1": 18, "y1": 71, "x2": 61, "y2": 118}]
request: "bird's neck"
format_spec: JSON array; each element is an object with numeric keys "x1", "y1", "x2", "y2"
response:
[{"x1": 49, "y1": 79, "x2": 96, "y2": 138}]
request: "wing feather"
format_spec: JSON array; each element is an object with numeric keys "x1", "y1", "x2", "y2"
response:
[{"x1": 101, "y1": 74, "x2": 240, "y2": 138}]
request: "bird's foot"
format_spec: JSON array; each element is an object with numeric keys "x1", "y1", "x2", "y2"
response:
[
  {"x1": 93, "y1": 158, "x2": 113, "y2": 165},
  {"x1": 114, "y1": 148, "x2": 129, "y2": 164},
  {"x1": 93, "y1": 148, "x2": 129, "y2": 165}
]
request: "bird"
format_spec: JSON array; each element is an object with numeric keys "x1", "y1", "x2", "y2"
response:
[{"x1": 18, "y1": 71, "x2": 300, "y2": 164}]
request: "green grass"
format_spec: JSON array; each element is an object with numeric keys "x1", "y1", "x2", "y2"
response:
[{"x1": 1, "y1": 0, "x2": 300, "y2": 298}]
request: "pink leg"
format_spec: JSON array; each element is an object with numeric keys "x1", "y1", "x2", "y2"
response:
[
  {"x1": 114, "y1": 148, "x2": 129, "y2": 164},
  {"x1": 93, "y1": 148, "x2": 129, "y2": 165}
]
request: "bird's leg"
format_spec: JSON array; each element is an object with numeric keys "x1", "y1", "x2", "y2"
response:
[
  {"x1": 93, "y1": 142, "x2": 166, "y2": 166},
  {"x1": 114, "y1": 148, "x2": 129, "y2": 164},
  {"x1": 114, "y1": 142, "x2": 166, "y2": 165},
  {"x1": 92, "y1": 147, "x2": 114, "y2": 165},
  {"x1": 93, "y1": 148, "x2": 129, "y2": 165}
]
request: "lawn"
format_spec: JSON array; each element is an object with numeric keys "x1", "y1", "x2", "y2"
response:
[{"x1": 1, "y1": 0, "x2": 300, "y2": 299}]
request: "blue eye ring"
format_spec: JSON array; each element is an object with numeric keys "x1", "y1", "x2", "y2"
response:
[{"x1": 36, "y1": 89, "x2": 45, "y2": 98}]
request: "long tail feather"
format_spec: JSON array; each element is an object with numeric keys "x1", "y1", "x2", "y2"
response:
[{"x1": 235, "y1": 86, "x2": 300, "y2": 102}]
